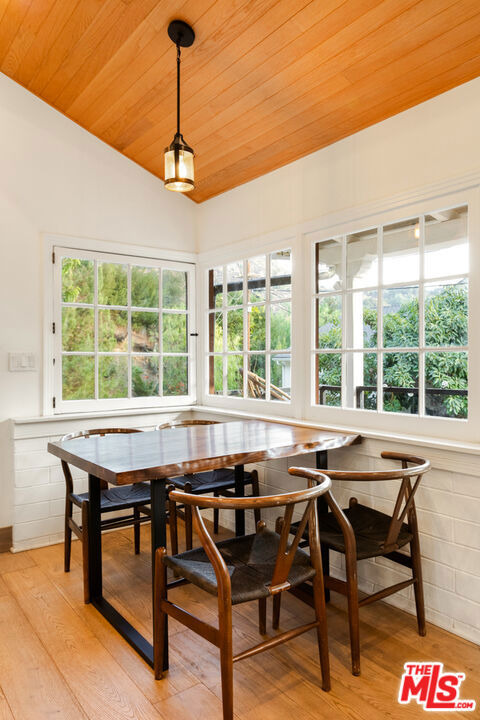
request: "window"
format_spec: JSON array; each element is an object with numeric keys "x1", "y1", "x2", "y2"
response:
[
  {"x1": 53, "y1": 247, "x2": 195, "y2": 412},
  {"x1": 207, "y1": 250, "x2": 292, "y2": 401},
  {"x1": 313, "y1": 206, "x2": 468, "y2": 419}
]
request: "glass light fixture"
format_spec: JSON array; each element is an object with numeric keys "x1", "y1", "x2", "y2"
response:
[{"x1": 164, "y1": 20, "x2": 195, "y2": 193}]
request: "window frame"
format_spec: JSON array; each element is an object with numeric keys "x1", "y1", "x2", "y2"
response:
[
  {"x1": 199, "y1": 235, "x2": 302, "y2": 418},
  {"x1": 46, "y1": 241, "x2": 196, "y2": 415},
  {"x1": 305, "y1": 188, "x2": 480, "y2": 443}
]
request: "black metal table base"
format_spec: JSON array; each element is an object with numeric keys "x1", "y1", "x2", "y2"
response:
[{"x1": 92, "y1": 596, "x2": 154, "y2": 667}]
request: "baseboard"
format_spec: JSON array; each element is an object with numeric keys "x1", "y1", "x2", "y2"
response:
[{"x1": 0, "y1": 526, "x2": 12, "y2": 553}]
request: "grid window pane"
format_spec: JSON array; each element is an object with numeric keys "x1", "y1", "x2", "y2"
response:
[
  {"x1": 350, "y1": 352, "x2": 377, "y2": 410},
  {"x1": 210, "y1": 267, "x2": 223, "y2": 309},
  {"x1": 425, "y1": 280, "x2": 467, "y2": 347},
  {"x1": 271, "y1": 302, "x2": 291, "y2": 350},
  {"x1": 248, "y1": 355, "x2": 266, "y2": 398},
  {"x1": 270, "y1": 249, "x2": 291, "y2": 300},
  {"x1": 132, "y1": 311, "x2": 159, "y2": 352},
  {"x1": 226, "y1": 262, "x2": 244, "y2": 306},
  {"x1": 383, "y1": 352, "x2": 418, "y2": 414},
  {"x1": 383, "y1": 218, "x2": 419, "y2": 285},
  {"x1": 98, "y1": 309, "x2": 128, "y2": 352},
  {"x1": 227, "y1": 355, "x2": 243, "y2": 396},
  {"x1": 163, "y1": 356, "x2": 188, "y2": 396},
  {"x1": 62, "y1": 308, "x2": 94, "y2": 352},
  {"x1": 62, "y1": 258, "x2": 93, "y2": 303},
  {"x1": 249, "y1": 305, "x2": 265, "y2": 351},
  {"x1": 132, "y1": 356, "x2": 159, "y2": 397},
  {"x1": 227, "y1": 309, "x2": 243, "y2": 351},
  {"x1": 383, "y1": 287, "x2": 418, "y2": 348},
  {"x1": 425, "y1": 351, "x2": 467, "y2": 418},
  {"x1": 98, "y1": 356, "x2": 128, "y2": 399},
  {"x1": 348, "y1": 290, "x2": 377, "y2": 349},
  {"x1": 163, "y1": 269, "x2": 187, "y2": 310},
  {"x1": 425, "y1": 206, "x2": 468, "y2": 279},
  {"x1": 346, "y1": 229, "x2": 378, "y2": 289},
  {"x1": 317, "y1": 295, "x2": 341, "y2": 349},
  {"x1": 317, "y1": 353, "x2": 341, "y2": 406},
  {"x1": 62, "y1": 356, "x2": 95, "y2": 400},
  {"x1": 271, "y1": 354, "x2": 291, "y2": 401},
  {"x1": 163, "y1": 313, "x2": 187, "y2": 353},
  {"x1": 131, "y1": 266, "x2": 159, "y2": 308},
  {"x1": 98, "y1": 262, "x2": 127, "y2": 306},
  {"x1": 316, "y1": 239, "x2": 342, "y2": 292},
  {"x1": 211, "y1": 356, "x2": 223, "y2": 395},
  {"x1": 248, "y1": 256, "x2": 266, "y2": 302},
  {"x1": 210, "y1": 312, "x2": 223, "y2": 353}
]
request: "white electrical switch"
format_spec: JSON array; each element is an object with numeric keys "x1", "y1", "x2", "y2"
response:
[{"x1": 8, "y1": 353, "x2": 36, "y2": 372}]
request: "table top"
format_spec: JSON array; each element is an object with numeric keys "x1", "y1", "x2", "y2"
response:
[{"x1": 47, "y1": 420, "x2": 361, "y2": 485}]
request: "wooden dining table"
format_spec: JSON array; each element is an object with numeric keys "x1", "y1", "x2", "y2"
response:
[{"x1": 48, "y1": 419, "x2": 360, "y2": 673}]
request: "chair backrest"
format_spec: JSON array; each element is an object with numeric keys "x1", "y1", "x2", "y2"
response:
[
  {"x1": 155, "y1": 419, "x2": 220, "y2": 431},
  {"x1": 291, "y1": 452, "x2": 430, "y2": 553},
  {"x1": 60, "y1": 428, "x2": 141, "y2": 492},
  {"x1": 169, "y1": 469, "x2": 331, "y2": 595}
]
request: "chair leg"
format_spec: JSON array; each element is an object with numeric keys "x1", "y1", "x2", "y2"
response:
[
  {"x1": 154, "y1": 548, "x2": 168, "y2": 680},
  {"x1": 345, "y1": 551, "x2": 361, "y2": 676},
  {"x1": 258, "y1": 597, "x2": 267, "y2": 635},
  {"x1": 312, "y1": 569, "x2": 331, "y2": 691},
  {"x1": 81, "y1": 501, "x2": 90, "y2": 604},
  {"x1": 168, "y1": 496, "x2": 178, "y2": 556},
  {"x1": 272, "y1": 594, "x2": 281, "y2": 630},
  {"x1": 64, "y1": 499, "x2": 73, "y2": 572},
  {"x1": 218, "y1": 596, "x2": 234, "y2": 720},
  {"x1": 133, "y1": 507, "x2": 140, "y2": 554},
  {"x1": 185, "y1": 504, "x2": 193, "y2": 550},
  {"x1": 411, "y1": 536, "x2": 426, "y2": 636},
  {"x1": 251, "y1": 470, "x2": 261, "y2": 527},
  {"x1": 213, "y1": 492, "x2": 219, "y2": 534}
]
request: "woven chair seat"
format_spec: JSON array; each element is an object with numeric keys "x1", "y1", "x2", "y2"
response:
[
  {"x1": 319, "y1": 503, "x2": 413, "y2": 560},
  {"x1": 164, "y1": 529, "x2": 316, "y2": 605},
  {"x1": 171, "y1": 468, "x2": 254, "y2": 495},
  {"x1": 70, "y1": 482, "x2": 151, "y2": 512}
]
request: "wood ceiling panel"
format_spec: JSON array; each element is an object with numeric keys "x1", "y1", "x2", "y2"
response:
[{"x1": 1, "y1": 0, "x2": 479, "y2": 202}]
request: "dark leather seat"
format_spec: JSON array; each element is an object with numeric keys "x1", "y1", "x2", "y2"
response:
[
  {"x1": 317, "y1": 504, "x2": 413, "y2": 560},
  {"x1": 171, "y1": 468, "x2": 255, "y2": 494},
  {"x1": 70, "y1": 482, "x2": 151, "y2": 513},
  {"x1": 164, "y1": 528, "x2": 316, "y2": 605}
]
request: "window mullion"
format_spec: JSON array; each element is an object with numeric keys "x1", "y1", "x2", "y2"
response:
[
  {"x1": 341, "y1": 235, "x2": 347, "y2": 408},
  {"x1": 418, "y1": 215, "x2": 426, "y2": 417},
  {"x1": 266, "y1": 253, "x2": 271, "y2": 401},
  {"x1": 94, "y1": 258, "x2": 99, "y2": 400},
  {"x1": 377, "y1": 226, "x2": 384, "y2": 413},
  {"x1": 127, "y1": 264, "x2": 132, "y2": 399}
]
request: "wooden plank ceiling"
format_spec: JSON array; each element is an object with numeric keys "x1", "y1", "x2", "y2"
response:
[{"x1": 1, "y1": 0, "x2": 480, "y2": 203}]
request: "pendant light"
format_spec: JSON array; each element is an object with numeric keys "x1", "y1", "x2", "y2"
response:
[{"x1": 164, "y1": 20, "x2": 195, "y2": 193}]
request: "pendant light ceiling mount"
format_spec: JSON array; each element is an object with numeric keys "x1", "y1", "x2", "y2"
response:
[
  {"x1": 167, "y1": 20, "x2": 195, "y2": 47},
  {"x1": 164, "y1": 20, "x2": 195, "y2": 193}
]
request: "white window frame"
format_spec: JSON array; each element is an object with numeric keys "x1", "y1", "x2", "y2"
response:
[
  {"x1": 305, "y1": 187, "x2": 480, "y2": 443},
  {"x1": 198, "y1": 233, "x2": 304, "y2": 418},
  {"x1": 44, "y1": 236, "x2": 196, "y2": 415}
]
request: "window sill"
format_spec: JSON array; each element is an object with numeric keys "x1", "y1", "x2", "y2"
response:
[{"x1": 12, "y1": 404, "x2": 195, "y2": 425}]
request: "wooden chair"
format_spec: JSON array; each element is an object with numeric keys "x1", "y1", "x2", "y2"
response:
[
  {"x1": 61, "y1": 428, "x2": 178, "y2": 601},
  {"x1": 278, "y1": 451, "x2": 430, "y2": 676},
  {"x1": 156, "y1": 420, "x2": 261, "y2": 548},
  {"x1": 153, "y1": 467, "x2": 332, "y2": 720}
]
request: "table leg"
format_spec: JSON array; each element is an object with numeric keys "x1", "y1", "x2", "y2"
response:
[
  {"x1": 151, "y1": 478, "x2": 169, "y2": 672},
  {"x1": 87, "y1": 474, "x2": 102, "y2": 601},
  {"x1": 234, "y1": 465, "x2": 245, "y2": 536},
  {"x1": 86, "y1": 473, "x2": 159, "y2": 668},
  {"x1": 316, "y1": 451, "x2": 330, "y2": 603}
]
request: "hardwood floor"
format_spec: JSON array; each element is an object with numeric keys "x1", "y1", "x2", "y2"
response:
[{"x1": 0, "y1": 523, "x2": 477, "y2": 719}]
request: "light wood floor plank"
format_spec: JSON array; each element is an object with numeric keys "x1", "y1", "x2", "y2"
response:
[
  {"x1": 0, "y1": 688, "x2": 14, "y2": 720},
  {"x1": 0, "y1": 594, "x2": 86, "y2": 720},
  {"x1": 3, "y1": 565, "x2": 162, "y2": 720}
]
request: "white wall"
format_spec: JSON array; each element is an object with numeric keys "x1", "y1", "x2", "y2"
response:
[
  {"x1": 0, "y1": 73, "x2": 196, "y2": 530},
  {"x1": 0, "y1": 73, "x2": 196, "y2": 424},
  {"x1": 196, "y1": 77, "x2": 480, "y2": 252}
]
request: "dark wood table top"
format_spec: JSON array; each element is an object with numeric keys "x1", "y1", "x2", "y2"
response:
[{"x1": 47, "y1": 420, "x2": 361, "y2": 485}]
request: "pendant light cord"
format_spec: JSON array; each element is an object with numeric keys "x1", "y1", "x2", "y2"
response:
[{"x1": 176, "y1": 43, "x2": 181, "y2": 136}]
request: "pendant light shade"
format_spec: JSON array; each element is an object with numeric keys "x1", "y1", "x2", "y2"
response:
[{"x1": 164, "y1": 21, "x2": 195, "y2": 193}]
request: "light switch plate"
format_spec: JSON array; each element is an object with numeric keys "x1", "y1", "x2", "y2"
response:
[{"x1": 8, "y1": 352, "x2": 36, "y2": 372}]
